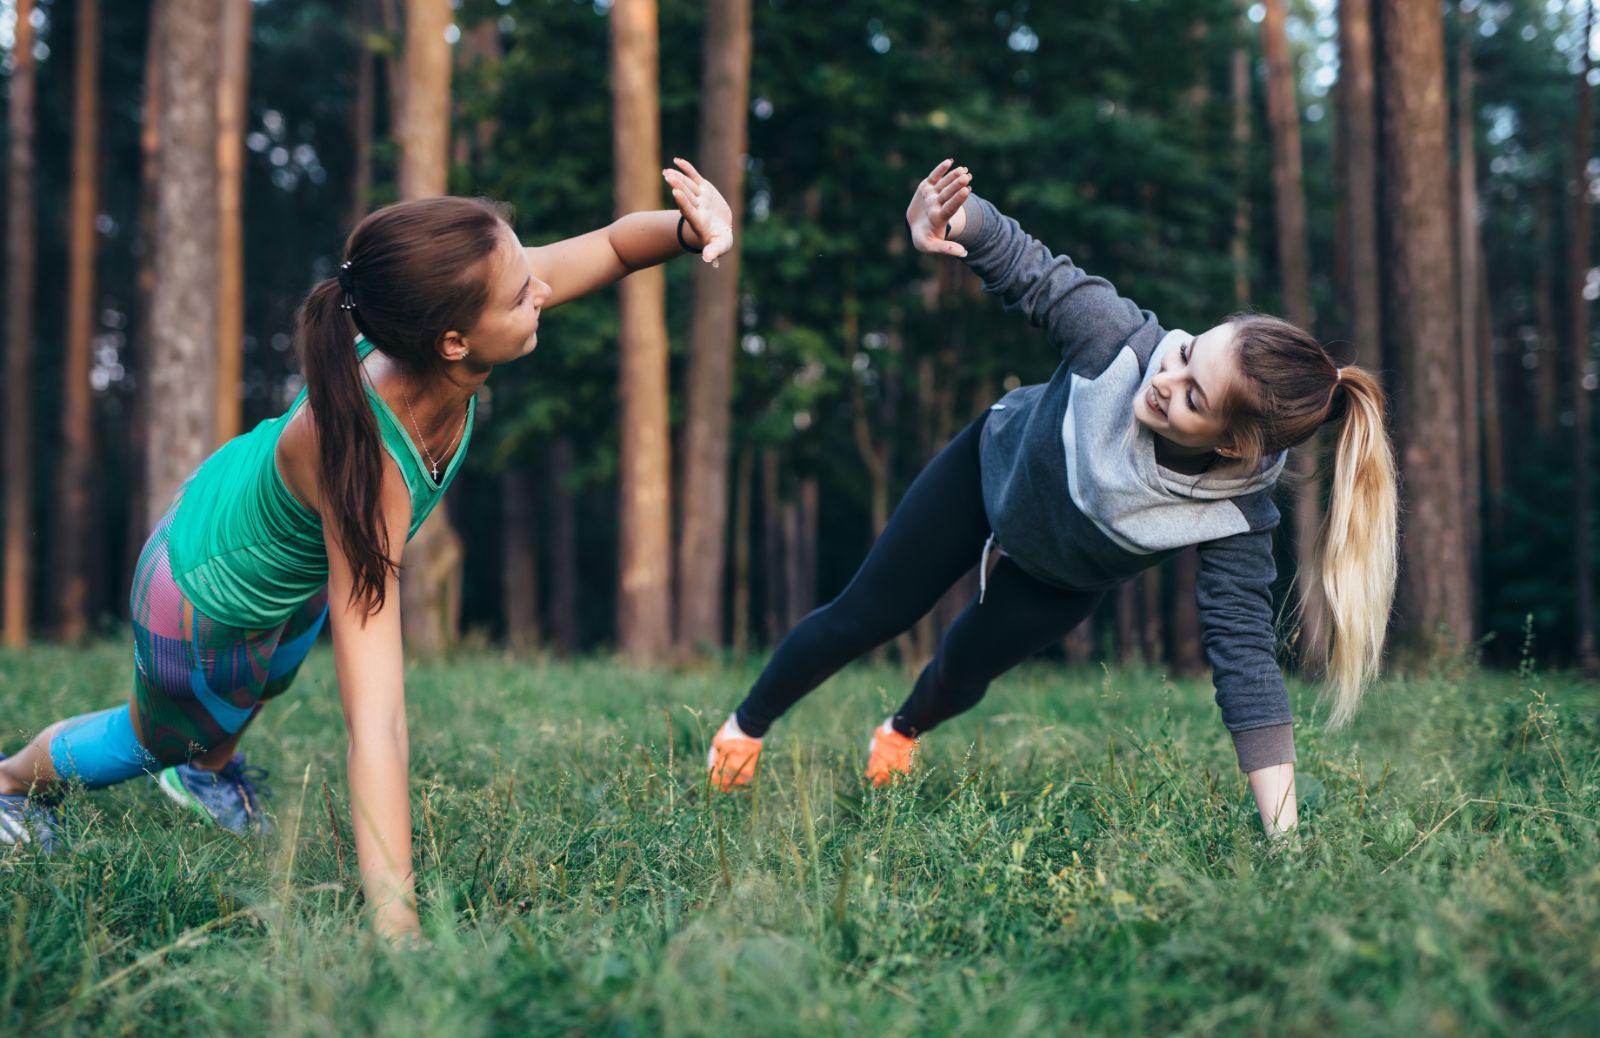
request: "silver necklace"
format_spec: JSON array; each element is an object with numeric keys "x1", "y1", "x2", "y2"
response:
[{"x1": 401, "y1": 380, "x2": 469, "y2": 482}]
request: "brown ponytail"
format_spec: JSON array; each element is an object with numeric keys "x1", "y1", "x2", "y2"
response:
[{"x1": 295, "y1": 196, "x2": 512, "y2": 616}]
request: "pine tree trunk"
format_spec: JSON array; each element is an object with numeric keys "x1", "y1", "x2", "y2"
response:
[
  {"x1": 610, "y1": 0, "x2": 674, "y2": 663},
  {"x1": 1479, "y1": 249, "x2": 1505, "y2": 542},
  {"x1": 501, "y1": 468, "x2": 539, "y2": 651},
  {"x1": 349, "y1": 0, "x2": 374, "y2": 227},
  {"x1": 395, "y1": 0, "x2": 463, "y2": 654},
  {"x1": 1168, "y1": 547, "x2": 1204, "y2": 673},
  {"x1": 1262, "y1": 0, "x2": 1324, "y2": 649},
  {"x1": 1571, "y1": 0, "x2": 1596, "y2": 666},
  {"x1": 1339, "y1": 0, "x2": 1384, "y2": 374},
  {"x1": 545, "y1": 439, "x2": 579, "y2": 655},
  {"x1": 1230, "y1": 19, "x2": 1251, "y2": 308},
  {"x1": 215, "y1": 0, "x2": 252, "y2": 446},
  {"x1": 1116, "y1": 583, "x2": 1139, "y2": 664},
  {"x1": 147, "y1": 0, "x2": 220, "y2": 529},
  {"x1": 676, "y1": 0, "x2": 751, "y2": 653},
  {"x1": 1454, "y1": 4, "x2": 1483, "y2": 631},
  {"x1": 1375, "y1": 0, "x2": 1473, "y2": 649},
  {"x1": 731, "y1": 442, "x2": 753, "y2": 653},
  {"x1": 3, "y1": 0, "x2": 38, "y2": 647},
  {"x1": 1535, "y1": 182, "x2": 1559, "y2": 435},
  {"x1": 55, "y1": 0, "x2": 101, "y2": 642},
  {"x1": 123, "y1": 0, "x2": 164, "y2": 611},
  {"x1": 1138, "y1": 569, "x2": 1163, "y2": 664},
  {"x1": 761, "y1": 449, "x2": 785, "y2": 646}
]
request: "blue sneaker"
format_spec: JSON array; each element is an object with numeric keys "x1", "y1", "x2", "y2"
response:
[
  {"x1": 156, "y1": 753, "x2": 274, "y2": 835},
  {"x1": 0, "y1": 753, "x2": 61, "y2": 853}
]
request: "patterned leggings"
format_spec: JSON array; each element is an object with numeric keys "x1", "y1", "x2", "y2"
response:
[{"x1": 128, "y1": 508, "x2": 328, "y2": 766}]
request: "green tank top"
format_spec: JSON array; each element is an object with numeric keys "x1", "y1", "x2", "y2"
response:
[{"x1": 167, "y1": 337, "x2": 476, "y2": 629}]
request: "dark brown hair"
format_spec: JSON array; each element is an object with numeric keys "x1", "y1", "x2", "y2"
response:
[
  {"x1": 1223, "y1": 314, "x2": 1399, "y2": 727},
  {"x1": 295, "y1": 196, "x2": 512, "y2": 617}
]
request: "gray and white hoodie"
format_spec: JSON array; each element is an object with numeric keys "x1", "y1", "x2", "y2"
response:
[{"x1": 953, "y1": 194, "x2": 1295, "y2": 773}]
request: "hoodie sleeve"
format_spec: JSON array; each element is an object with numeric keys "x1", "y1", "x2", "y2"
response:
[
  {"x1": 950, "y1": 194, "x2": 1165, "y2": 376},
  {"x1": 1194, "y1": 528, "x2": 1298, "y2": 772}
]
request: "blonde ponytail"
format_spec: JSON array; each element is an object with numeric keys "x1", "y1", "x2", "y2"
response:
[{"x1": 1304, "y1": 365, "x2": 1398, "y2": 726}]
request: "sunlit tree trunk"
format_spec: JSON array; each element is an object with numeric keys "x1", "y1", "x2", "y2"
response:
[
  {"x1": 214, "y1": 0, "x2": 252, "y2": 445},
  {"x1": 501, "y1": 469, "x2": 539, "y2": 651},
  {"x1": 1262, "y1": 0, "x2": 1324, "y2": 649},
  {"x1": 55, "y1": 0, "x2": 102, "y2": 642},
  {"x1": 545, "y1": 439, "x2": 579, "y2": 655},
  {"x1": 1454, "y1": 3, "x2": 1483, "y2": 629},
  {"x1": 394, "y1": 0, "x2": 464, "y2": 653},
  {"x1": 1376, "y1": 0, "x2": 1472, "y2": 649},
  {"x1": 146, "y1": 0, "x2": 220, "y2": 528},
  {"x1": 1339, "y1": 0, "x2": 1383, "y2": 374},
  {"x1": 676, "y1": 0, "x2": 751, "y2": 653},
  {"x1": 610, "y1": 0, "x2": 674, "y2": 662},
  {"x1": 4, "y1": 0, "x2": 39, "y2": 647},
  {"x1": 730, "y1": 442, "x2": 754, "y2": 653}
]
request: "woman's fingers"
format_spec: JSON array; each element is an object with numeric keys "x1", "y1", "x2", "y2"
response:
[
  {"x1": 936, "y1": 171, "x2": 970, "y2": 206},
  {"x1": 926, "y1": 158, "x2": 954, "y2": 185},
  {"x1": 672, "y1": 156, "x2": 706, "y2": 185}
]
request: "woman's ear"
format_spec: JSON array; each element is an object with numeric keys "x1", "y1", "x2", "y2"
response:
[
  {"x1": 439, "y1": 331, "x2": 470, "y2": 363},
  {"x1": 1215, "y1": 442, "x2": 1243, "y2": 460}
]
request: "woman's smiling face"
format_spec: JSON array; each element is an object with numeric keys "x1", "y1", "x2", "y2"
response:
[{"x1": 1132, "y1": 323, "x2": 1244, "y2": 454}]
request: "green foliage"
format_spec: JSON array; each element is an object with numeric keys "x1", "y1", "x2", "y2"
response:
[{"x1": 2, "y1": 645, "x2": 1597, "y2": 1033}]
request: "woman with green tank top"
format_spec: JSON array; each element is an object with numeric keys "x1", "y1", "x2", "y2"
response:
[{"x1": 0, "y1": 159, "x2": 733, "y2": 943}]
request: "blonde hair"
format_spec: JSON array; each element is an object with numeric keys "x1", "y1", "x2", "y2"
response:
[{"x1": 1222, "y1": 316, "x2": 1399, "y2": 727}]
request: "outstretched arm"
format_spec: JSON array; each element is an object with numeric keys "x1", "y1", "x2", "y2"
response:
[
  {"x1": 323, "y1": 467, "x2": 421, "y2": 942},
  {"x1": 906, "y1": 159, "x2": 1162, "y2": 372},
  {"x1": 527, "y1": 157, "x2": 734, "y2": 309}
]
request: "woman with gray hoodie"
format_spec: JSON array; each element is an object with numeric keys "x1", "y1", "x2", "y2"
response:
[{"x1": 707, "y1": 160, "x2": 1397, "y2": 835}]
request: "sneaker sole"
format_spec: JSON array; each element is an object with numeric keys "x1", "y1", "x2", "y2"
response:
[
  {"x1": 156, "y1": 767, "x2": 220, "y2": 826},
  {"x1": 0, "y1": 810, "x2": 28, "y2": 845}
]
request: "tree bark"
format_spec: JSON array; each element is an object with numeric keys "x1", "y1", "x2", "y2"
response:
[
  {"x1": 501, "y1": 468, "x2": 539, "y2": 651},
  {"x1": 1138, "y1": 569, "x2": 1163, "y2": 664},
  {"x1": 349, "y1": 0, "x2": 375, "y2": 227},
  {"x1": 394, "y1": 0, "x2": 463, "y2": 653},
  {"x1": 1535, "y1": 182, "x2": 1559, "y2": 435},
  {"x1": 1479, "y1": 253, "x2": 1505, "y2": 542},
  {"x1": 761, "y1": 449, "x2": 785, "y2": 646},
  {"x1": 123, "y1": 0, "x2": 164, "y2": 611},
  {"x1": 545, "y1": 439, "x2": 579, "y2": 655},
  {"x1": 676, "y1": 0, "x2": 751, "y2": 653},
  {"x1": 1454, "y1": 3, "x2": 1483, "y2": 630},
  {"x1": 146, "y1": 0, "x2": 220, "y2": 529},
  {"x1": 1338, "y1": 0, "x2": 1384, "y2": 374},
  {"x1": 1262, "y1": 0, "x2": 1324, "y2": 648},
  {"x1": 1168, "y1": 547, "x2": 1204, "y2": 673},
  {"x1": 1375, "y1": 0, "x2": 1473, "y2": 649},
  {"x1": 1571, "y1": 0, "x2": 1596, "y2": 666},
  {"x1": 4, "y1": 0, "x2": 38, "y2": 647},
  {"x1": 1116, "y1": 582, "x2": 1139, "y2": 664},
  {"x1": 215, "y1": 0, "x2": 252, "y2": 446},
  {"x1": 731, "y1": 441, "x2": 753, "y2": 653},
  {"x1": 610, "y1": 0, "x2": 674, "y2": 663},
  {"x1": 55, "y1": 0, "x2": 102, "y2": 642},
  {"x1": 1230, "y1": 14, "x2": 1251, "y2": 309}
]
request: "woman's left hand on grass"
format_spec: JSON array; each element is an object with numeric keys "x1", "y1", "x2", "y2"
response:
[{"x1": 662, "y1": 157, "x2": 734, "y2": 263}]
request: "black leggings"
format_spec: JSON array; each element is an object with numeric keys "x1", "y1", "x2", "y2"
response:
[{"x1": 734, "y1": 412, "x2": 1104, "y2": 739}]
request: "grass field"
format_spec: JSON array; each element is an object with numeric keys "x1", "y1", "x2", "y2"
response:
[{"x1": 1, "y1": 638, "x2": 1597, "y2": 1036}]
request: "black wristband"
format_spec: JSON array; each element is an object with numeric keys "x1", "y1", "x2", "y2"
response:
[{"x1": 677, "y1": 214, "x2": 703, "y2": 254}]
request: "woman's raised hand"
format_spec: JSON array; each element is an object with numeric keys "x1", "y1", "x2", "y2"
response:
[
  {"x1": 662, "y1": 157, "x2": 734, "y2": 263},
  {"x1": 906, "y1": 159, "x2": 973, "y2": 258}
]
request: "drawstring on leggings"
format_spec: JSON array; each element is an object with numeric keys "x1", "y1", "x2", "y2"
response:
[{"x1": 978, "y1": 532, "x2": 998, "y2": 604}]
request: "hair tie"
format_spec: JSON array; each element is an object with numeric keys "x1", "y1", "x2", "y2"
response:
[{"x1": 337, "y1": 260, "x2": 356, "y2": 311}]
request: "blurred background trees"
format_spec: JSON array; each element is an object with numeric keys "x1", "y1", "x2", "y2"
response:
[{"x1": 0, "y1": 0, "x2": 1595, "y2": 679}]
